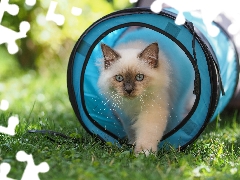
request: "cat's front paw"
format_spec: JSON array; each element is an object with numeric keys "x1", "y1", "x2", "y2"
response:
[{"x1": 134, "y1": 145, "x2": 157, "y2": 156}]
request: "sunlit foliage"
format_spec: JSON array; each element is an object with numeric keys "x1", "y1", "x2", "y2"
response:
[{"x1": 1, "y1": 0, "x2": 132, "y2": 71}]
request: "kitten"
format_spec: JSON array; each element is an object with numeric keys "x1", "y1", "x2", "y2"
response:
[{"x1": 97, "y1": 41, "x2": 171, "y2": 155}]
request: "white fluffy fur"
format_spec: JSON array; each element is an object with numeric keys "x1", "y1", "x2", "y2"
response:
[{"x1": 97, "y1": 41, "x2": 171, "y2": 155}]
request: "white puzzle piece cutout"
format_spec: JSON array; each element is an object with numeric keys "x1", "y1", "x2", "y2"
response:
[
  {"x1": 0, "y1": 0, "x2": 19, "y2": 22},
  {"x1": 0, "y1": 116, "x2": 19, "y2": 136},
  {"x1": 0, "y1": 163, "x2": 15, "y2": 180},
  {"x1": 0, "y1": 99, "x2": 9, "y2": 111},
  {"x1": 71, "y1": 7, "x2": 82, "y2": 16},
  {"x1": 150, "y1": 0, "x2": 240, "y2": 37},
  {"x1": 129, "y1": 0, "x2": 139, "y2": 3},
  {"x1": 46, "y1": 1, "x2": 65, "y2": 26},
  {"x1": 25, "y1": 0, "x2": 36, "y2": 6},
  {"x1": 0, "y1": 0, "x2": 31, "y2": 54},
  {"x1": 150, "y1": 0, "x2": 227, "y2": 36},
  {"x1": 16, "y1": 151, "x2": 50, "y2": 180}
]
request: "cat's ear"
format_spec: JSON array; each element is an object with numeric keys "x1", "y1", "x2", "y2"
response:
[
  {"x1": 138, "y1": 42, "x2": 159, "y2": 68},
  {"x1": 101, "y1": 43, "x2": 120, "y2": 69}
]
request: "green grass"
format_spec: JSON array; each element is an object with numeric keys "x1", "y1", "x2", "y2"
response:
[{"x1": 1, "y1": 48, "x2": 240, "y2": 180}]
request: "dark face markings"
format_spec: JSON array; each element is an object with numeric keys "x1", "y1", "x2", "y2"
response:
[{"x1": 114, "y1": 70, "x2": 145, "y2": 95}]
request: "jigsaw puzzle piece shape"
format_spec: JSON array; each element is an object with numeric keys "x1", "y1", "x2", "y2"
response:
[
  {"x1": 16, "y1": 151, "x2": 50, "y2": 180},
  {"x1": 0, "y1": 99, "x2": 9, "y2": 111},
  {"x1": 150, "y1": 0, "x2": 222, "y2": 36},
  {"x1": 0, "y1": 21, "x2": 30, "y2": 54},
  {"x1": 46, "y1": 1, "x2": 65, "y2": 26},
  {"x1": 25, "y1": 0, "x2": 36, "y2": 6},
  {"x1": 71, "y1": 6, "x2": 82, "y2": 16},
  {"x1": 0, "y1": 0, "x2": 19, "y2": 20},
  {"x1": 0, "y1": 162, "x2": 15, "y2": 180},
  {"x1": 0, "y1": 116, "x2": 19, "y2": 136}
]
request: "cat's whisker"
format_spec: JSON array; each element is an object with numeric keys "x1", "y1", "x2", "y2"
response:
[
  {"x1": 103, "y1": 99, "x2": 110, "y2": 106},
  {"x1": 101, "y1": 92, "x2": 124, "y2": 111},
  {"x1": 100, "y1": 91, "x2": 120, "y2": 107}
]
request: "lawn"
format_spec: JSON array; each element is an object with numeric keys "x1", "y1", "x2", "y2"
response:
[{"x1": 0, "y1": 47, "x2": 240, "y2": 180}]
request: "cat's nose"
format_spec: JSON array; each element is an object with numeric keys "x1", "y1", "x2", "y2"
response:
[
  {"x1": 125, "y1": 89, "x2": 133, "y2": 94},
  {"x1": 124, "y1": 83, "x2": 133, "y2": 94}
]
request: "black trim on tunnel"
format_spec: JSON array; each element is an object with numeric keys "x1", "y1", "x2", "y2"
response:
[
  {"x1": 67, "y1": 8, "x2": 225, "y2": 149},
  {"x1": 80, "y1": 18, "x2": 201, "y2": 142}
]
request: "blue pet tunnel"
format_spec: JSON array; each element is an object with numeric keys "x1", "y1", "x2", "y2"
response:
[{"x1": 67, "y1": 8, "x2": 239, "y2": 150}]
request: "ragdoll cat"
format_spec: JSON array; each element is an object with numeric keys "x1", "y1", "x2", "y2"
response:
[{"x1": 97, "y1": 41, "x2": 171, "y2": 154}]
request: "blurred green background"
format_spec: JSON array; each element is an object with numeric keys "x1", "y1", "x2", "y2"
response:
[
  {"x1": 0, "y1": 0, "x2": 132, "y2": 114},
  {"x1": 0, "y1": 0, "x2": 132, "y2": 71},
  {"x1": 1, "y1": 1, "x2": 240, "y2": 180}
]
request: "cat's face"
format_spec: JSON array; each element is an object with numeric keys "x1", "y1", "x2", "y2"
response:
[
  {"x1": 109, "y1": 68, "x2": 149, "y2": 98},
  {"x1": 99, "y1": 42, "x2": 159, "y2": 99}
]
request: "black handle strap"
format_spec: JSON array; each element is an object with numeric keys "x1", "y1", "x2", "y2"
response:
[{"x1": 187, "y1": 21, "x2": 225, "y2": 96}]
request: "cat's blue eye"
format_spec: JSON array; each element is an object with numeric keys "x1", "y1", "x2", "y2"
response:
[
  {"x1": 115, "y1": 75, "x2": 124, "y2": 82},
  {"x1": 135, "y1": 74, "x2": 144, "y2": 81}
]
